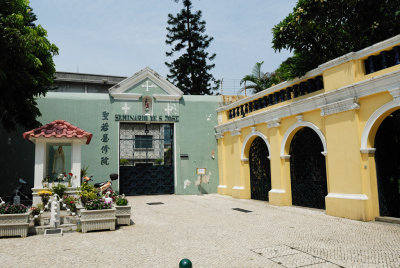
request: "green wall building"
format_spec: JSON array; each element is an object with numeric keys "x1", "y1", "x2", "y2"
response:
[{"x1": 1, "y1": 67, "x2": 220, "y2": 198}]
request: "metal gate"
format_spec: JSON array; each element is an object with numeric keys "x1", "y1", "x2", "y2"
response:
[
  {"x1": 249, "y1": 137, "x2": 271, "y2": 201},
  {"x1": 119, "y1": 123, "x2": 174, "y2": 195},
  {"x1": 289, "y1": 127, "x2": 327, "y2": 209},
  {"x1": 375, "y1": 109, "x2": 400, "y2": 217}
]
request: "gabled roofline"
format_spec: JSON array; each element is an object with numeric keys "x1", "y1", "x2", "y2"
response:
[{"x1": 109, "y1": 67, "x2": 183, "y2": 100}]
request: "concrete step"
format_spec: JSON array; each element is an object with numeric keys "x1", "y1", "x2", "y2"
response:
[{"x1": 375, "y1": 216, "x2": 400, "y2": 224}]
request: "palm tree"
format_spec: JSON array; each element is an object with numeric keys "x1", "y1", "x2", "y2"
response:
[{"x1": 240, "y1": 61, "x2": 283, "y2": 94}]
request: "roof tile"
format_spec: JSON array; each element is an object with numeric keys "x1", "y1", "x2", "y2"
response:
[{"x1": 23, "y1": 120, "x2": 93, "y2": 144}]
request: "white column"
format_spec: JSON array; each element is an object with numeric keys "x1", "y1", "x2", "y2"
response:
[
  {"x1": 71, "y1": 140, "x2": 82, "y2": 187},
  {"x1": 34, "y1": 140, "x2": 46, "y2": 188}
]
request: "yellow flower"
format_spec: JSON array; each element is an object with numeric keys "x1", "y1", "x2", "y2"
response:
[{"x1": 38, "y1": 190, "x2": 53, "y2": 196}]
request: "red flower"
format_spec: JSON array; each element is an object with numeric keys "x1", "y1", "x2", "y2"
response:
[{"x1": 69, "y1": 172, "x2": 73, "y2": 176}]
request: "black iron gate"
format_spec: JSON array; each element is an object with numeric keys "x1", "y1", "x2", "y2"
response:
[
  {"x1": 374, "y1": 109, "x2": 400, "y2": 217},
  {"x1": 289, "y1": 127, "x2": 327, "y2": 209},
  {"x1": 119, "y1": 123, "x2": 174, "y2": 195},
  {"x1": 249, "y1": 137, "x2": 271, "y2": 201}
]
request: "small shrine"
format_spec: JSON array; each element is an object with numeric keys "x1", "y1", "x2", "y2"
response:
[{"x1": 23, "y1": 120, "x2": 92, "y2": 205}]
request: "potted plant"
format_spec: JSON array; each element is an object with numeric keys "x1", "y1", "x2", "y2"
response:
[
  {"x1": 37, "y1": 190, "x2": 53, "y2": 207},
  {"x1": 52, "y1": 183, "x2": 67, "y2": 199},
  {"x1": 0, "y1": 203, "x2": 29, "y2": 237},
  {"x1": 30, "y1": 206, "x2": 41, "y2": 226},
  {"x1": 63, "y1": 195, "x2": 78, "y2": 214},
  {"x1": 79, "y1": 198, "x2": 116, "y2": 233},
  {"x1": 42, "y1": 175, "x2": 50, "y2": 188},
  {"x1": 114, "y1": 195, "x2": 131, "y2": 225}
]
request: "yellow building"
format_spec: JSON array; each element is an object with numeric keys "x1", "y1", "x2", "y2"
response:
[{"x1": 215, "y1": 35, "x2": 400, "y2": 221}]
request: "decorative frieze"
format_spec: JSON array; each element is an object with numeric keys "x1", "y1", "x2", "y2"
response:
[{"x1": 320, "y1": 98, "x2": 360, "y2": 116}]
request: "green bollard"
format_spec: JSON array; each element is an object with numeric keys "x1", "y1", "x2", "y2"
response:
[{"x1": 179, "y1": 258, "x2": 192, "y2": 268}]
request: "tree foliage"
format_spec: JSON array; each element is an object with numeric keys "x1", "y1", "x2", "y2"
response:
[
  {"x1": 240, "y1": 61, "x2": 282, "y2": 94},
  {"x1": 272, "y1": 0, "x2": 400, "y2": 79},
  {"x1": 165, "y1": 0, "x2": 219, "y2": 95},
  {"x1": 0, "y1": 0, "x2": 58, "y2": 131}
]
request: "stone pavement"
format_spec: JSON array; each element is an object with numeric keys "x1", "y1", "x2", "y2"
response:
[{"x1": 1, "y1": 194, "x2": 400, "y2": 268}]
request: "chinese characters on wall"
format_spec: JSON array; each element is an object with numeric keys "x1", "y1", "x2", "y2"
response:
[{"x1": 101, "y1": 111, "x2": 110, "y2": 166}]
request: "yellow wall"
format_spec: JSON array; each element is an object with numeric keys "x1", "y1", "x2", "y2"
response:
[{"x1": 217, "y1": 38, "x2": 400, "y2": 221}]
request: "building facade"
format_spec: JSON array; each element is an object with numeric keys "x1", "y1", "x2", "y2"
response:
[
  {"x1": 216, "y1": 35, "x2": 400, "y2": 221},
  {"x1": 1, "y1": 67, "x2": 220, "y2": 197}
]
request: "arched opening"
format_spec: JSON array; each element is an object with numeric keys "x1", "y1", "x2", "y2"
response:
[
  {"x1": 249, "y1": 137, "x2": 271, "y2": 201},
  {"x1": 289, "y1": 127, "x2": 327, "y2": 209},
  {"x1": 374, "y1": 109, "x2": 400, "y2": 217}
]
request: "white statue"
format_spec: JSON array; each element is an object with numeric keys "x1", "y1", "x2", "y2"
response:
[{"x1": 52, "y1": 146, "x2": 65, "y2": 175}]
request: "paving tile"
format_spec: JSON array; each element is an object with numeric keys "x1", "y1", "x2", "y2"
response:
[
  {"x1": 252, "y1": 245, "x2": 301, "y2": 258},
  {"x1": 270, "y1": 252, "x2": 326, "y2": 267}
]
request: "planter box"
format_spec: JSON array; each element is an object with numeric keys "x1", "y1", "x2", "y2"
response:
[
  {"x1": 80, "y1": 208, "x2": 116, "y2": 233},
  {"x1": 0, "y1": 212, "x2": 30, "y2": 238},
  {"x1": 115, "y1": 205, "x2": 131, "y2": 225}
]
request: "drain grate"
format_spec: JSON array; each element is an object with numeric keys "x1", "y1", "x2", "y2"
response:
[
  {"x1": 147, "y1": 202, "x2": 164, "y2": 205},
  {"x1": 232, "y1": 208, "x2": 252, "y2": 213}
]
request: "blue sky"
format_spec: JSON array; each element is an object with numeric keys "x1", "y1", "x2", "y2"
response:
[{"x1": 31, "y1": 0, "x2": 297, "y2": 89}]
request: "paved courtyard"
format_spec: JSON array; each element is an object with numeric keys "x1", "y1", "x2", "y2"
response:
[{"x1": 1, "y1": 194, "x2": 400, "y2": 267}]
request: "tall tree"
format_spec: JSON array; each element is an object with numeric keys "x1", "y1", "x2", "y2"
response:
[
  {"x1": 0, "y1": 0, "x2": 58, "y2": 131},
  {"x1": 272, "y1": 0, "x2": 400, "y2": 79},
  {"x1": 165, "y1": 0, "x2": 219, "y2": 95}
]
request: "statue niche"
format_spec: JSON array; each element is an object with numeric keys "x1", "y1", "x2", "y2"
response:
[{"x1": 142, "y1": 96, "x2": 153, "y2": 116}]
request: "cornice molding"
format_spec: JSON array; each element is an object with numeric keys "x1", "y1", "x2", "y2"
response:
[
  {"x1": 320, "y1": 98, "x2": 360, "y2": 117},
  {"x1": 110, "y1": 93, "x2": 141, "y2": 100}
]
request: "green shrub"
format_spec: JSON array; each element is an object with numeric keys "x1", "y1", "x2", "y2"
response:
[
  {"x1": 115, "y1": 195, "x2": 128, "y2": 206},
  {"x1": 78, "y1": 183, "x2": 99, "y2": 205},
  {"x1": 52, "y1": 183, "x2": 67, "y2": 197}
]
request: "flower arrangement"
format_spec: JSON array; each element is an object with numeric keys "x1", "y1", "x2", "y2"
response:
[
  {"x1": 63, "y1": 195, "x2": 78, "y2": 213},
  {"x1": 30, "y1": 206, "x2": 41, "y2": 226},
  {"x1": 30, "y1": 206, "x2": 40, "y2": 216},
  {"x1": 38, "y1": 190, "x2": 53, "y2": 206},
  {"x1": 78, "y1": 183, "x2": 100, "y2": 205},
  {"x1": 52, "y1": 183, "x2": 67, "y2": 198},
  {"x1": 0, "y1": 203, "x2": 27, "y2": 214},
  {"x1": 42, "y1": 175, "x2": 50, "y2": 188},
  {"x1": 115, "y1": 195, "x2": 128, "y2": 206},
  {"x1": 84, "y1": 198, "x2": 112, "y2": 210},
  {"x1": 102, "y1": 189, "x2": 118, "y2": 202},
  {"x1": 66, "y1": 172, "x2": 73, "y2": 187}
]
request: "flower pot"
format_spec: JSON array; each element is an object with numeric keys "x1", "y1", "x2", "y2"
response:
[
  {"x1": 79, "y1": 208, "x2": 116, "y2": 233},
  {"x1": 114, "y1": 205, "x2": 131, "y2": 225},
  {"x1": 0, "y1": 212, "x2": 30, "y2": 238}
]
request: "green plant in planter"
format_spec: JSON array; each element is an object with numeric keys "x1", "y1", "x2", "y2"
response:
[
  {"x1": 63, "y1": 195, "x2": 78, "y2": 213},
  {"x1": 84, "y1": 198, "x2": 112, "y2": 210},
  {"x1": 52, "y1": 183, "x2": 67, "y2": 197},
  {"x1": 80, "y1": 165, "x2": 89, "y2": 178},
  {"x1": 30, "y1": 206, "x2": 41, "y2": 226},
  {"x1": 0, "y1": 203, "x2": 27, "y2": 214},
  {"x1": 78, "y1": 183, "x2": 100, "y2": 205},
  {"x1": 115, "y1": 195, "x2": 128, "y2": 206}
]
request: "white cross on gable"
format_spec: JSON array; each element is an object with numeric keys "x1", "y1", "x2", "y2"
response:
[
  {"x1": 141, "y1": 80, "x2": 157, "y2": 92},
  {"x1": 164, "y1": 103, "x2": 177, "y2": 116},
  {"x1": 122, "y1": 102, "x2": 130, "y2": 115}
]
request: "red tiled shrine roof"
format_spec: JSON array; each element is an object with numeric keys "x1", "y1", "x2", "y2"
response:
[{"x1": 23, "y1": 120, "x2": 93, "y2": 144}]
